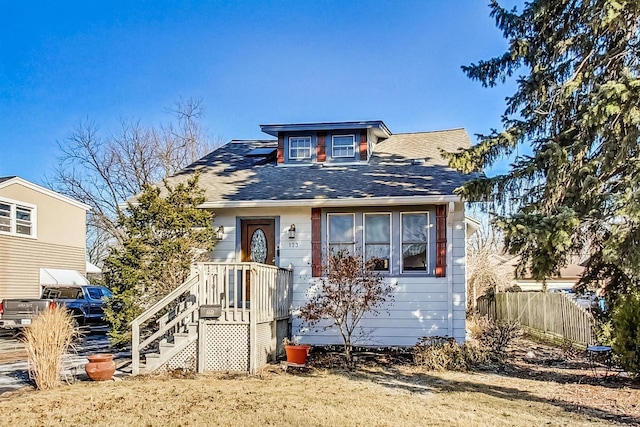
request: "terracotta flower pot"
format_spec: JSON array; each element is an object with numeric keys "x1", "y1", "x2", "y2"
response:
[
  {"x1": 85, "y1": 354, "x2": 116, "y2": 381},
  {"x1": 285, "y1": 345, "x2": 311, "y2": 366}
]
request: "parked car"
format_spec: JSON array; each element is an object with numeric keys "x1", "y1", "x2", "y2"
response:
[
  {"x1": 574, "y1": 290, "x2": 597, "y2": 310},
  {"x1": 549, "y1": 288, "x2": 574, "y2": 294},
  {"x1": 0, "y1": 285, "x2": 112, "y2": 329}
]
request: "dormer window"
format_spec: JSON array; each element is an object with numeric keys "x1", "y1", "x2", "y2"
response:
[
  {"x1": 289, "y1": 136, "x2": 312, "y2": 159},
  {"x1": 332, "y1": 135, "x2": 355, "y2": 158}
]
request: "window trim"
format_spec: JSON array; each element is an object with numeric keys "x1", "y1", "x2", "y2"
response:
[
  {"x1": 400, "y1": 211, "x2": 430, "y2": 273},
  {"x1": 327, "y1": 212, "x2": 356, "y2": 255},
  {"x1": 331, "y1": 134, "x2": 356, "y2": 158},
  {"x1": 288, "y1": 136, "x2": 312, "y2": 160},
  {"x1": 363, "y1": 212, "x2": 392, "y2": 272},
  {"x1": 0, "y1": 197, "x2": 37, "y2": 239}
]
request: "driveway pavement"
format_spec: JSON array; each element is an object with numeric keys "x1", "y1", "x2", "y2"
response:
[{"x1": 0, "y1": 328, "x2": 128, "y2": 395}]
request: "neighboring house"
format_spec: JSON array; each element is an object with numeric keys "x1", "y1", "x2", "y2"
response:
[
  {"x1": 0, "y1": 177, "x2": 90, "y2": 300},
  {"x1": 163, "y1": 120, "x2": 473, "y2": 346},
  {"x1": 497, "y1": 255, "x2": 585, "y2": 292}
]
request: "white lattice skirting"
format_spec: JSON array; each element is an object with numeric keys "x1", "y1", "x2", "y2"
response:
[
  {"x1": 201, "y1": 323, "x2": 250, "y2": 372},
  {"x1": 165, "y1": 342, "x2": 198, "y2": 371}
]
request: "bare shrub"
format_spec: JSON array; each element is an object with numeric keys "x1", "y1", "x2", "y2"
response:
[
  {"x1": 413, "y1": 337, "x2": 489, "y2": 371},
  {"x1": 470, "y1": 314, "x2": 521, "y2": 356},
  {"x1": 299, "y1": 250, "x2": 394, "y2": 367},
  {"x1": 21, "y1": 306, "x2": 79, "y2": 390}
]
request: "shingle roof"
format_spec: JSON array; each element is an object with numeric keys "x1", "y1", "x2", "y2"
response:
[
  {"x1": 0, "y1": 176, "x2": 16, "y2": 184},
  {"x1": 164, "y1": 128, "x2": 473, "y2": 205}
]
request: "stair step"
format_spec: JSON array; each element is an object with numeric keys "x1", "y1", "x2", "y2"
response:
[
  {"x1": 159, "y1": 341, "x2": 175, "y2": 355},
  {"x1": 173, "y1": 332, "x2": 191, "y2": 343}
]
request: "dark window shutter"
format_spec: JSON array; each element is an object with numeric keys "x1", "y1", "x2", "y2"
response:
[
  {"x1": 317, "y1": 132, "x2": 326, "y2": 162},
  {"x1": 311, "y1": 208, "x2": 322, "y2": 277},
  {"x1": 435, "y1": 205, "x2": 447, "y2": 277},
  {"x1": 277, "y1": 134, "x2": 284, "y2": 164},
  {"x1": 359, "y1": 130, "x2": 368, "y2": 160}
]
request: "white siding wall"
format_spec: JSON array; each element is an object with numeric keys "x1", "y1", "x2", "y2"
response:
[{"x1": 210, "y1": 203, "x2": 468, "y2": 347}]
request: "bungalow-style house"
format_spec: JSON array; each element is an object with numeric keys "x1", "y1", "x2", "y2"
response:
[
  {"x1": 0, "y1": 177, "x2": 91, "y2": 300},
  {"x1": 130, "y1": 121, "x2": 474, "y2": 374}
]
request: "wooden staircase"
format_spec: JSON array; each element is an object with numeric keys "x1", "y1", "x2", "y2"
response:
[
  {"x1": 130, "y1": 262, "x2": 293, "y2": 375},
  {"x1": 141, "y1": 322, "x2": 199, "y2": 373}
]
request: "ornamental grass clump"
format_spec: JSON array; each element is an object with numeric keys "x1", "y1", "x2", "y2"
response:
[{"x1": 21, "y1": 306, "x2": 78, "y2": 390}]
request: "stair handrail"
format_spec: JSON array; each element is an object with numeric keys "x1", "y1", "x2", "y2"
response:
[
  {"x1": 138, "y1": 303, "x2": 200, "y2": 351},
  {"x1": 132, "y1": 273, "x2": 200, "y2": 327},
  {"x1": 131, "y1": 270, "x2": 201, "y2": 374}
]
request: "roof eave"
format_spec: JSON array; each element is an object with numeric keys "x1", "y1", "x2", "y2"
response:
[
  {"x1": 198, "y1": 194, "x2": 461, "y2": 209},
  {"x1": 260, "y1": 120, "x2": 391, "y2": 138},
  {"x1": 0, "y1": 177, "x2": 91, "y2": 211}
]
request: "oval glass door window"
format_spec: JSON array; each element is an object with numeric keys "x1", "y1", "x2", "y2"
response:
[{"x1": 250, "y1": 229, "x2": 268, "y2": 263}]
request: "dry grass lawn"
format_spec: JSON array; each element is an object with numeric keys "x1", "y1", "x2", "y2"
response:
[{"x1": 0, "y1": 362, "x2": 637, "y2": 427}]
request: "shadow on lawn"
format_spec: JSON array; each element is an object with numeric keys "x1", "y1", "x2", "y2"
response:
[
  {"x1": 304, "y1": 349, "x2": 639, "y2": 425},
  {"x1": 351, "y1": 366, "x2": 639, "y2": 425},
  {"x1": 501, "y1": 359, "x2": 640, "y2": 390}
]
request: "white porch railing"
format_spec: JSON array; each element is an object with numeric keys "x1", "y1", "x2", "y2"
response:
[{"x1": 130, "y1": 262, "x2": 293, "y2": 375}]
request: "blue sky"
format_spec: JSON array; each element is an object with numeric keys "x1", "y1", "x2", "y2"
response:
[{"x1": 0, "y1": 1, "x2": 517, "y2": 184}]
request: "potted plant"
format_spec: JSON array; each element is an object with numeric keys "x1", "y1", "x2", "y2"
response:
[{"x1": 283, "y1": 337, "x2": 311, "y2": 366}]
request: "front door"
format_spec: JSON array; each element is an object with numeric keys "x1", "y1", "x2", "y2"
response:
[{"x1": 240, "y1": 219, "x2": 276, "y2": 301}]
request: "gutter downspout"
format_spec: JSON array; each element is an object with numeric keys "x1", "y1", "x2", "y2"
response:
[{"x1": 447, "y1": 201, "x2": 455, "y2": 338}]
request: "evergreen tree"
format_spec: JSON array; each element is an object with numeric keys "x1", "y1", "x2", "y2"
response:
[
  {"x1": 103, "y1": 173, "x2": 216, "y2": 345},
  {"x1": 446, "y1": 1, "x2": 640, "y2": 297}
]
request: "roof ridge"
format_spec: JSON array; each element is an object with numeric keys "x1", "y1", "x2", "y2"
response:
[
  {"x1": 229, "y1": 139, "x2": 277, "y2": 144},
  {"x1": 392, "y1": 128, "x2": 466, "y2": 136}
]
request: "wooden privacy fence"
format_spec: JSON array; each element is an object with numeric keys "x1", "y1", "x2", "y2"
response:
[{"x1": 477, "y1": 292, "x2": 596, "y2": 347}]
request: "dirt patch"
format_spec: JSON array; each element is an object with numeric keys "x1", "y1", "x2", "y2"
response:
[{"x1": 501, "y1": 337, "x2": 639, "y2": 424}]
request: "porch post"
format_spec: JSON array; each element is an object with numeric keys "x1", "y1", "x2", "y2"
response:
[
  {"x1": 249, "y1": 266, "x2": 258, "y2": 374},
  {"x1": 131, "y1": 321, "x2": 140, "y2": 375}
]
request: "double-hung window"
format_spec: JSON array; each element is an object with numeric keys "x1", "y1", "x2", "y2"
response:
[
  {"x1": 0, "y1": 202, "x2": 11, "y2": 233},
  {"x1": 401, "y1": 212, "x2": 429, "y2": 272},
  {"x1": 364, "y1": 213, "x2": 391, "y2": 271},
  {"x1": 327, "y1": 213, "x2": 355, "y2": 255},
  {"x1": 289, "y1": 136, "x2": 312, "y2": 159},
  {"x1": 332, "y1": 135, "x2": 355, "y2": 158},
  {"x1": 15, "y1": 206, "x2": 33, "y2": 235},
  {"x1": 0, "y1": 199, "x2": 35, "y2": 237}
]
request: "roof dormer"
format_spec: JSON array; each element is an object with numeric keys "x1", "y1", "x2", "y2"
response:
[{"x1": 259, "y1": 120, "x2": 391, "y2": 166}]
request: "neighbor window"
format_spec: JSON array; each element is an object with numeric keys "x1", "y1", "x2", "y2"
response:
[
  {"x1": 364, "y1": 213, "x2": 391, "y2": 271},
  {"x1": 0, "y1": 198, "x2": 35, "y2": 238},
  {"x1": 289, "y1": 136, "x2": 312, "y2": 159},
  {"x1": 0, "y1": 202, "x2": 10, "y2": 233},
  {"x1": 401, "y1": 212, "x2": 429, "y2": 272},
  {"x1": 332, "y1": 135, "x2": 355, "y2": 158},
  {"x1": 15, "y1": 206, "x2": 33, "y2": 235},
  {"x1": 327, "y1": 213, "x2": 355, "y2": 255}
]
